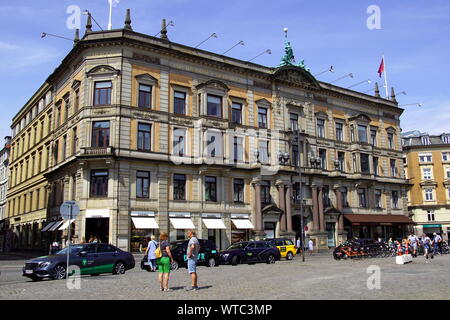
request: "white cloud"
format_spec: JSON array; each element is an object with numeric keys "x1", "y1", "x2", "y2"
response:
[{"x1": 0, "y1": 41, "x2": 19, "y2": 50}]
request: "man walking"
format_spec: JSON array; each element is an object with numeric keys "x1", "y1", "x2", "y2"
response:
[
  {"x1": 433, "y1": 233, "x2": 442, "y2": 255},
  {"x1": 408, "y1": 232, "x2": 419, "y2": 258},
  {"x1": 421, "y1": 233, "x2": 433, "y2": 263},
  {"x1": 185, "y1": 229, "x2": 200, "y2": 291}
]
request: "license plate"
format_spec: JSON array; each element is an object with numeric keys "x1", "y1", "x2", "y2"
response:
[{"x1": 25, "y1": 270, "x2": 33, "y2": 274}]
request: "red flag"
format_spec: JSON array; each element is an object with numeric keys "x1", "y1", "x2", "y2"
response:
[{"x1": 378, "y1": 58, "x2": 385, "y2": 78}]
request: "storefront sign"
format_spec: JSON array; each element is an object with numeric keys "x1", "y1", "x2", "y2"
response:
[
  {"x1": 423, "y1": 224, "x2": 442, "y2": 228},
  {"x1": 131, "y1": 211, "x2": 155, "y2": 217}
]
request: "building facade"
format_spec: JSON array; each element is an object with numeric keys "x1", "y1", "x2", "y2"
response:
[
  {"x1": 403, "y1": 131, "x2": 450, "y2": 240},
  {"x1": 0, "y1": 136, "x2": 11, "y2": 251},
  {"x1": 7, "y1": 11, "x2": 410, "y2": 252}
]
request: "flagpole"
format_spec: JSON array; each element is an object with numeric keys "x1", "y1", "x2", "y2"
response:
[
  {"x1": 382, "y1": 54, "x2": 388, "y2": 98},
  {"x1": 108, "y1": 0, "x2": 113, "y2": 30}
]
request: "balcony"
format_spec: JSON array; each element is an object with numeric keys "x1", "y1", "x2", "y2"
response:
[{"x1": 80, "y1": 146, "x2": 115, "y2": 157}]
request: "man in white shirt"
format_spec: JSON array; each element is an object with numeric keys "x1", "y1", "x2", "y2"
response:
[
  {"x1": 433, "y1": 233, "x2": 442, "y2": 255},
  {"x1": 408, "y1": 233, "x2": 419, "y2": 257}
]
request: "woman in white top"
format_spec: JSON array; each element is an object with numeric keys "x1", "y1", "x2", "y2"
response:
[{"x1": 308, "y1": 239, "x2": 314, "y2": 255}]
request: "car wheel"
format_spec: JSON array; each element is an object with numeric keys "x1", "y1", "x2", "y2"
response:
[
  {"x1": 266, "y1": 255, "x2": 276, "y2": 264},
  {"x1": 286, "y1": 252, "x2": 294, "y2": 260},
  {"x1": 208, "y1": 258, "x2": 216, "y2": 268},
  {"x1": 113, "y1": 262, "x2": 126, "y2": 275},
  {"x1": 231, "y1": 256, "x2": 239, "y2": 266},
  {"x1": 171, "y1": 261, "x2": 179, "y2": 271},
  {"x1": 52, "y1": 265, "x2": 66, "y2": 280}
]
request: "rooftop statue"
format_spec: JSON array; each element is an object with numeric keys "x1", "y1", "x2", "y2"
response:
[{"x1": 278, "y1": 28, "x2": 310, "y2": 72}]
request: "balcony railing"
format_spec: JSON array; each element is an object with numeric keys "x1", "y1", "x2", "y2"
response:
[{"x1": 80, "y1": 146, "x2": 115, "y2": 156}]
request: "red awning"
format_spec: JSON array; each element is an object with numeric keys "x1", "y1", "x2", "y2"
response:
[{"x1": 344, "y1": 214, "x2": 415, "y2": 225}]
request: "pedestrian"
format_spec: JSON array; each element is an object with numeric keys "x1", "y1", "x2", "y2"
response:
[
  {"x1": 421, "y1": 233, "x2": 433, "y2": 262},
  {"x1": 433, "y1": 233, "x2": 442, "y2": 255},
  {"x1": 147, "y1": 235, "x2": 158, "y2": 272},
  {"x1": 308, "y1": 239, "x2": 314, "y2": 255},
  {"x1": 185, "y1": 229, "x2": 200, "y2": 291},
  {"x1": 49, "y1": 239, "x2": 60, "y2": 255},
  {"x1": 296, "y1": 237, "x2": 302, "y2": 254},
  {"x1": 408, "y1": 232, "x2": 419, "y2": 257},
  {"x1": 156, "y1": 232, "x2": 173, "y2": 291}
]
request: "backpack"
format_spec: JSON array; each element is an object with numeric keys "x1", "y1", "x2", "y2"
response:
[{"x1": 154, "y1": 242, "x2": 163, "y2": 259}]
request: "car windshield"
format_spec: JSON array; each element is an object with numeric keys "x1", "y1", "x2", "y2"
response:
[
  {"x1": 55, "y1": 245, "x2": 84, "y2": 255},
  {"x1": 227, "y1": 242, "x2": 247, "y2": 250}
]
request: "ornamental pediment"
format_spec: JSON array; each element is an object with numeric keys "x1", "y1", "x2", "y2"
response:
[
  {"x1": 349, "y1": 113, "x2": 371, "y2": 123},
  {"x1": 255, "y1": 98, "x2": 271, "y2": 107},
  {"x1": 196, "y1": 79, "x2": 230, "y2": 92},
  {"x1": 135, "y1": 73, "x2": 158, "y2": 84},
  {"x1": 86, "y1": 65, "x2": 120, "y2": 77},
  {"x1": 272, "y1": 65, "x2": 320, "y2": 89}
]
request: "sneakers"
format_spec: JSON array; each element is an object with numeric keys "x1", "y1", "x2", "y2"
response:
[{"x1": 185, "y1": 286, "x2": 199, "y2": 291}]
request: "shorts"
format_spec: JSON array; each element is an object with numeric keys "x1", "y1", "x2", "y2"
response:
[
  {"x1": 157, "y1": 256, "x2": 171, "y2": 273},
  {"x1": 187, "y1": 258, "x2": 197, "y2": 274}
]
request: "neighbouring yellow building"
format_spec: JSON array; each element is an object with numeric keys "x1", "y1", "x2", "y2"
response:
[{"x1": 403, "y1": 131, "x2": 450, "y2": 240}]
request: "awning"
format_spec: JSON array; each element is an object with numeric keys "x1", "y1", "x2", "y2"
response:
[
  {"x1": 202, "y1": 218, "x2": 226, "y2": 229},
  {"x1": 86, "y1": 209, "x2": 109, "y2": 218},
  {"x1": 170, "y1": 218, "x2": 195, "y2": 229},
  {"x1": 48, "y1": 221, "x2": 64, "y2": 231},
  {"x1": 232, "y1": 219, "x2": 254, "y2": 229},
  {"x1": 132, "y1": 217, "x2": 159, "y2": 229},
  {"x1": 41, "y1": 222, "x2": 57, "y2": 232},
  {"x1": 344, "y1": 214, "x2": 415, "y2": 225},
  {"x1": 58, "y1": 219, "x2": 75, "y2": 231}
]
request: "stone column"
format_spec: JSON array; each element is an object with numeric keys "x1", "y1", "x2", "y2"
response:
[
  {"x1": 277, "y1": 181, "x2": 286, "y2": 232},
  {"x1": 335, "y1": 186, "x2": 344, "y2": 232},
  {"x1": 311, "y1": 185, "x2": 319, "y2": 231},
  {"x1": 254, "y1": 182, "x2": 262, "y2": 233},
  {"x1": 285, "y1": 184, "x2": 293, "y2": 232},
  {"x1": 318, "y1": 187, "x2": 325, "y2": 232}
]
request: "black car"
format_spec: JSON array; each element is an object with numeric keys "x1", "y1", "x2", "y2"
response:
[
  {"x1": 23, "y1": 243, "x2": 135, "y2": 281},
  {"x1": 219, "y1": 241, "x2": 281, "y2": 265},
  {"x1": 141, "y1": 239, "x2": 220, "y2": 271}
]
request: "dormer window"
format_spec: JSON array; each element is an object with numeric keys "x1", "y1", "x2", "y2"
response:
[
  {"x1": 421, "y1": 136, "x2": 430, "y2": 145},
  {"x1": 207, "y1": 94, "x2": 222, "y2": 118},
  {"x1": 442, "y1": 135, "x2": 450, "y2": 144}
]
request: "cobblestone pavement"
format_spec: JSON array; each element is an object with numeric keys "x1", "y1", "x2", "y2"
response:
[{"x1": 1, "y1": 253, "x2": 449, "y2": 300}]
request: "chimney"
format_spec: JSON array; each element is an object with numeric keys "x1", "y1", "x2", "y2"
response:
[
  {"x1": 374, "y1": 82, "x2": 380, "y2": 98},
  {"x1": 161, "y1": 19, "x2": 169, "y2": 41},
  {"x1": 124, "y1": 9, "x2": 132, "y2": 31}
]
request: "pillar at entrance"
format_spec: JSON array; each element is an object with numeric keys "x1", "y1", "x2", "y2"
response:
[
  {"x1": 285, "y1": 184, "x2": 293, "y2": 232},
  {"x1": 318, "y1": 187, "x2": 325, "y2": 232},
  {"x1": 277, "y1": 182, "x2": 286, "y2": 232},
  {"x1": 311, "y1": 186, "x2": 319, "y2": 231},
  {"x1": 254, "y1": 182, "x2": 263, "y2": 237}
]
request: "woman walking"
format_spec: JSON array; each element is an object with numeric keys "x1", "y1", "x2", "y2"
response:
[
  {"x1": 147, "y1": 235, "x2": 158, "y2": 272},
  {"x1": 157, "y1": 232, "x2": 174, "y2": 291}
]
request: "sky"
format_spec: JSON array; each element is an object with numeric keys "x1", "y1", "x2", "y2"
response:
[{"x1": 0, "y1": 0, "x2": 449, "y2": 140}]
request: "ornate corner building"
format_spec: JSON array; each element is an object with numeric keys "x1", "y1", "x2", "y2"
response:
[
  {"x1": 403, "y1": 131, "x2": 450, "y2": 240},
  {"x1": 6, "y1": 11, "x2": 411, "y2": 252}
]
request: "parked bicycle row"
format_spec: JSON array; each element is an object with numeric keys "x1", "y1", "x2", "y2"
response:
[{"x1": 333, "y1": 233, "x2": 450, "y2": 260}]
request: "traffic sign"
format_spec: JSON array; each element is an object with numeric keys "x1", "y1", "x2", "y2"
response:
[{"x1": 60, "y1": 201, "x2": 80, "y2": 220}]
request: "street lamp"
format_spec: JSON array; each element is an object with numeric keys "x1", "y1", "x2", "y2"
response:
[{"x1": 330, "y1": 73, "x2": 353, "y2": 84}]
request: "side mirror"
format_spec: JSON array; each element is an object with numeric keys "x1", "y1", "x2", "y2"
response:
[{"x1": 79, "y1": 251, "x2": 87, "y2": 257}]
